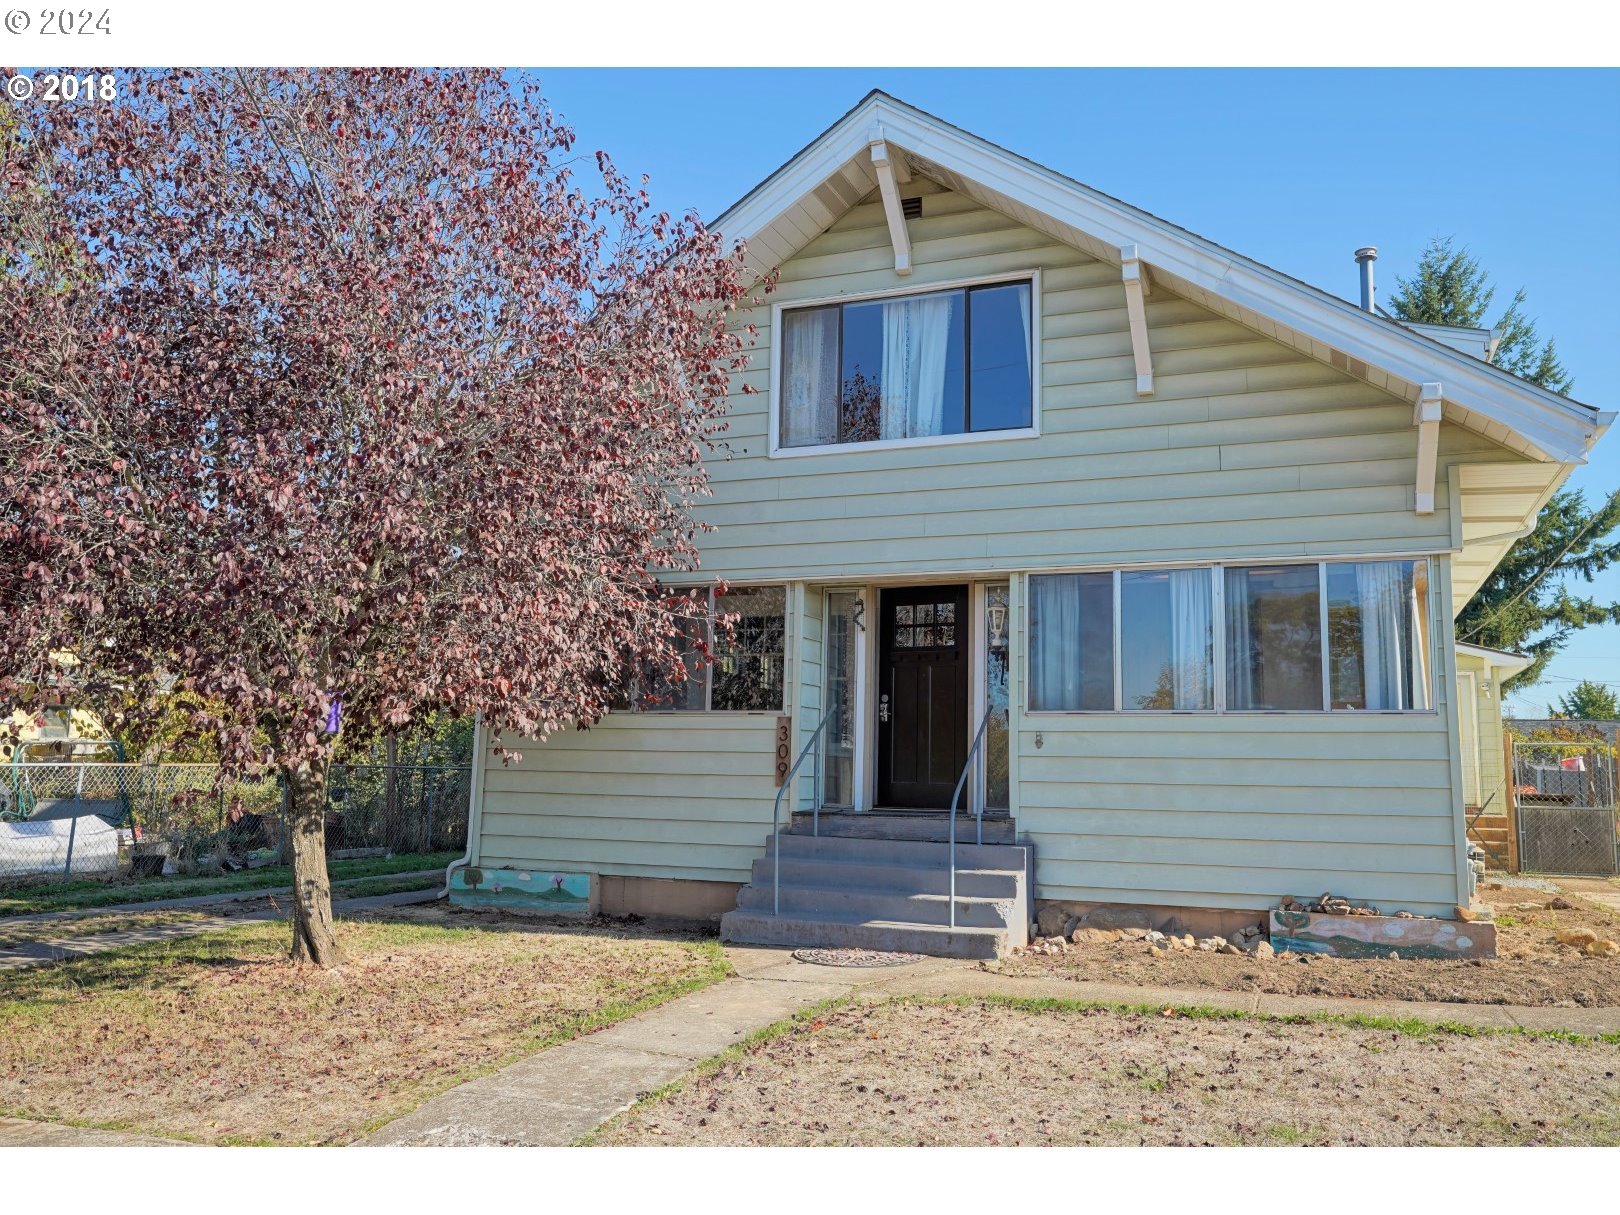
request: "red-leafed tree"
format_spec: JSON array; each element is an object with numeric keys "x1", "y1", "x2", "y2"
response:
[{"x1": 1, "y1": 69, "x2": 758, "y2": 964}]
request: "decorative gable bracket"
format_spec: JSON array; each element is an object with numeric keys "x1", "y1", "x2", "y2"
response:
[
  {"x1": 1415, "y1": 382, "x2": 1443, "y2": 514},
  {"x1": 1120, "y1": 244, "x2": 1154, "y2": 397},
  {"x1": 868, "y1": 132, "x2": 912, "y2": 277}
]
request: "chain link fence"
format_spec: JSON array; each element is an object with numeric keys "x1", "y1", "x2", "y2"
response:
[
  {"x1": 1511, "y1": 741, "x2": 1620, "y2": 876},
  {"x1": 0, "y1": 761, "x2": 470, "y2": 884}
]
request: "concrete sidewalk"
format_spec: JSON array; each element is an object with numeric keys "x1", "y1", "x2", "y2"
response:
[
  {"x1": 362, "y1": 943, "x2": 1620, "y2": 1147},
  {"x1": 361, "y1": 945, "x2": 943, "y2": 1146},
  {"x1": 0, "y1": 867, "x2": 444, "y2": 926},
  {"x1": 0, "y1": 887, "x2": 441, "y2": 971}
]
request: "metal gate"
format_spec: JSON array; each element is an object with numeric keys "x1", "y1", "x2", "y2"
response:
[{"x1": 1511, "y1": 742, "x2": 1620, "y2": 876}]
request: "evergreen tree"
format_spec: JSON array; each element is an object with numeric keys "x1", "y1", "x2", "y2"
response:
[
  {"x1": 1390, "y1": 238, "x2": 1617, "y2": 689},
  {"x1": 1387, "y1": 236, "x2": 1572, "y2": 393},
  {"x1": 1549, "y1": 679, "x2": 1620, "y2": 721}
]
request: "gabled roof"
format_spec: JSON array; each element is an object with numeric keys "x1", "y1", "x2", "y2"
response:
[{"x1": 712, "y1": 90, "x2": 1610, "y2": 467}]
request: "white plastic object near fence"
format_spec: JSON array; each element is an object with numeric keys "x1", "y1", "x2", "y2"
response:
[{"x1": 0, "y1": 815, "x2": 119, "y2": 878}]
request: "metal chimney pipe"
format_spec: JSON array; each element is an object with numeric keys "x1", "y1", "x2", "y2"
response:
[{"x1": 1354, "y1": 246, "x2": 1378, "y2": 312}]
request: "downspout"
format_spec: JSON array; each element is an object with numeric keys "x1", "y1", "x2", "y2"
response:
[{"x1": 441, "y1": 711, "x2": 486, "y2": 898}]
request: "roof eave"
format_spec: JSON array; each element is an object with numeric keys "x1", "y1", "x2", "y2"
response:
[{"x1": 713, "y1": 91, "x2": 1608, "y2": 468}]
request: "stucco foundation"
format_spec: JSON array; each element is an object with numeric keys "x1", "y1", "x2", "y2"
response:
[{"x1": 598, "y1": 875, "x2": 743, "y2": 923}]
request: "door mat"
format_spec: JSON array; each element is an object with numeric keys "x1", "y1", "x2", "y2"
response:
[{"x1": 792, "y1": 947, "x2": 924, "y2": 968}]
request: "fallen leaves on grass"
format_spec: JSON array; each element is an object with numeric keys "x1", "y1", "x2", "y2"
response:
[{"x1": 0, "y1": 909, "x2": 724, "y2": 1145}]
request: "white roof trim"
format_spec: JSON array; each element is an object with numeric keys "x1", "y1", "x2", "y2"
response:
[
  {"x1": 713, "y1": 91, "x2": 1611, "y2": 467},
  {"x1": 1456, "y1": 642, "x2": 1533, "y2": 676}
]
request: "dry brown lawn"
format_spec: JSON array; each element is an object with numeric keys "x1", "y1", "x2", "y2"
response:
[
  {"x1": 996, "y1": 884, "x2": 1620, "y2": 1007},
  {"x1": 596, "y1": 997, "x2": 1620, "y2": 1147},
  {"x1": 0, "y1": 906, "x2": 727, "y2": 1144}
]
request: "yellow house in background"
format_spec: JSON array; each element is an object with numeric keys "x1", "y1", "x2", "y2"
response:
[
  {"x1": 0, "y1": 704, "x2": 114, "y2": 764},
  {"x1": 1, "y1": 652, "x2": 114, "y2": 764}
]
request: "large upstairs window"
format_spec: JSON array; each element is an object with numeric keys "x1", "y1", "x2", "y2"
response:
[{"x1": 778, "y1": 278, "x2": 1034, "y2": 451}]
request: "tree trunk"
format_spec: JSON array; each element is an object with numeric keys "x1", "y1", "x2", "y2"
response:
[{"x1": 286, "y1": 755, "x2": 344, "y2": 967}]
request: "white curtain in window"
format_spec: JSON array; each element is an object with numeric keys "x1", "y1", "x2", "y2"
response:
[
  {"x1": 1224, "y1": 568, "x2": 1255, "y2": 709},
  {"x1": 881, "y1": 294, "x2": 954, "y2": 438},
  {"x1": 1356, "y1": 562, "x2": 1412, "y2": 709},
  {"x1": 1168, "y1": 568, "x2": 1212, "y2": 709},
  {"x1": 781, "y1": 309, "x2": 839, "y2": 446},
  {"x1": 1029, "y1": 575, "x2": 1083, "y2": 711}
]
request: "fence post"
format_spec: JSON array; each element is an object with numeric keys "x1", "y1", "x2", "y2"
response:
[
  {"x1": 63, "y1": 812, "x2": 78, "y2": 877},
  {"x1": 1503, "y1": 734, "x2": 1520, "y2": 874}
]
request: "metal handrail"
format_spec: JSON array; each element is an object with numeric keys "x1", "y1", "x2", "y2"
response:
[
  {"x1": 947, "y1": 706, "x2": 998, "y2": 929},
  {"x1": 771, "y1": 705, "x2": 840, "y2": 916}
]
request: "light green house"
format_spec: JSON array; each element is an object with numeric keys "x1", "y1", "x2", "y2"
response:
[{"x1": 462, "y1": 93, "x2": 1609, "y2": 955}]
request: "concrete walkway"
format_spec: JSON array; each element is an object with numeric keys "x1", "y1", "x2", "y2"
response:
[
  {"x1": 362, "y1": 945, "x2": 959, "y2": 1146},
  {"x1": 362, "y1": 943, "x2": 1620, "y2": 1147},
  {"x1": 0, "y1": 887, "x2": 441, "y2": 971}
]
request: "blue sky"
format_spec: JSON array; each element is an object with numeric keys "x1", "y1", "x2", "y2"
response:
[{"x1": 529, "y1": 68, "x2": 1620, "y2": 714}]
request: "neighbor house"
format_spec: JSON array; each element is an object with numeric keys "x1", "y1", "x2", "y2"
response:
[{"x1": 457, "y1": 93, "x2": 1610, "y2": 956}]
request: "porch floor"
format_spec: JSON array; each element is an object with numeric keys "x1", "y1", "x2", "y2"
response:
[{"x1": 787, "y1": 810, "x2": 1016, "y2": 845}]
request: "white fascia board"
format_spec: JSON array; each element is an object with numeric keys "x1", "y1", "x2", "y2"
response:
[
  {"x1": 1455, "y1": 642, "x2": 1534, "y2": 677},
  {"x1": 713, "y1": 93, "x2": 1609, "y2": 467}
]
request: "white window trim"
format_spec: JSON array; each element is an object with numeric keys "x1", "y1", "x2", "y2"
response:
[
  {"x1": 767, "y1": 268, "x2": 1043, "y2": 459},
  {"x1": 1024, "y1": 556, "x2": 1439, "y2": 717}
]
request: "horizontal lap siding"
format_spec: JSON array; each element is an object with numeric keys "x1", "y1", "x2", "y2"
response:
[
  {"x1": 477, "y1": 716, "x2": 780, "y2": 883},
  {"x1": 701, "y1": 182, "x2": 1481, "y2": 581},
  {"x1": 1019, "y1": 705, "x2": 1460, "y2": 916}
]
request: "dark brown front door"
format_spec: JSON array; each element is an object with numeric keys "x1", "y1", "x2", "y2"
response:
[{"x1": 878, "y1": 585, "x2": 969, "y2": 808}]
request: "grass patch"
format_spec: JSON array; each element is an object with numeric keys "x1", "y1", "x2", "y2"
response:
[
  {"x1": 0, "y1": 851, "x2": 456, "y2": 917},
  {"x1": 0, "y1": 910, "x2": 730, "y2": 1144},
  {"x1": 932, "y1": 991, "x2": 1620, "y2": 1046}
]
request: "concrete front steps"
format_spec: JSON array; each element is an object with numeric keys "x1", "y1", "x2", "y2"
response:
[{"x1": 720, "y1": 830, "x2": 1030, "y2": 960}]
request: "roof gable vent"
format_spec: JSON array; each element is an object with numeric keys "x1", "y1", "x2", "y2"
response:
[{"x1": 901, "y1": 196, "x2": 923, "y2": 220}]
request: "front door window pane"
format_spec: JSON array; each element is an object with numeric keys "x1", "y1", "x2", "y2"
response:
[
  {"x1": 985, "y1": 584, "x2": 1011, "y2": 809},
  {"x1": 1121, "y1": 568, "x2": 1213, "y2": 710},
  {"x1": 1225, "y1": 565, "x2": 1323, "y2": 710},
  {"x1": 823, "y1": 592, "x2": 860, "y2": 807}
]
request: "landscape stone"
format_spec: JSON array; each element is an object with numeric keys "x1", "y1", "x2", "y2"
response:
[
  {"x1": 1036, "y1": 905, "x2": 1069, "y2": 938},
  {"x1": 1081, "y1": 906, "x2": 1155, "y2": 932}
]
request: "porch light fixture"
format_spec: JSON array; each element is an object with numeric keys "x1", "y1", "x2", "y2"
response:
[{"x1": 987, "y1": 603, "x2": 1008, "y2": 655}]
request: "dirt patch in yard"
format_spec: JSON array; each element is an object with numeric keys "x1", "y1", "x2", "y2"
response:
[
  {"x1": 0, "y1": 907, "x2": 726, "y2": 1144},
  {"x1": 596, "y1": 997, "x2": 1620, "y2": 1146},
  {"x1": 996, "y1": 884, "x2": 1620, "y2": 1008}
]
